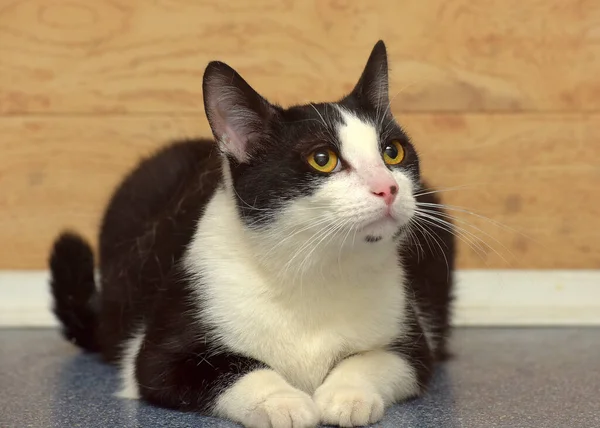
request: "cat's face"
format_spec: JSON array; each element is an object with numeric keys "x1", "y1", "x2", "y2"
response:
[{"x1": 203, "y1": 41, "x2": 420, "y2": 249}]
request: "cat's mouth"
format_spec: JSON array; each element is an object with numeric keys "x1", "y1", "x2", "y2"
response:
[{"x1": 356, "y1": 207, "x2": 413, "y2": 239}]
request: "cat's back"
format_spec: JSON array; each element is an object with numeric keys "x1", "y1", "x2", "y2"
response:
[
  {"x1": 100, "y1": 139, "x2": 220, "y2": 255},
  {"x1": 97, "y1": 138, "x2": 221, "y2": 360}
]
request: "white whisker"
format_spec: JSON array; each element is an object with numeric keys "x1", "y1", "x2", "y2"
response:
[
  {"x1": 416, "y1": 207, "x2": 517, "y2": 264},
  {"x1": 416, "y1": 201, "x2": 532, "y2": 241},
  {"x1": 410, "y1": 219, "x2": 450, "y2": 274}
]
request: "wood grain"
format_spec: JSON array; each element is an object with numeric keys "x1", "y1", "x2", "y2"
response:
[
  {"x1": 1, "y1": 0, "x2": 598, "y2": 114},
  {"x1": 1, "y1": 114, "x2": 598, "y2": 270},
  {"x1": 402, "y1": 113, "x2": 600, "y2": 269},
  {"x1": 1, "y1": 0, "x2": 598, "y2": 270},
  {"x1": 0, "y1": 115, "x2": 202, "y2": 269}
]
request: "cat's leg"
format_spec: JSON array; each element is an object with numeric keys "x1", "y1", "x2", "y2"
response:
[
  {"x1": 313, "y1": 323, "x2": 432, "y2": 427},
  {"x1": 135, "y1": 335, "x2": 319, "y2": 428}
]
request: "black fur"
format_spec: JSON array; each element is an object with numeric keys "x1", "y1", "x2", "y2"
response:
[
  {"x1": 404, "y1": 187, "x2": 456, "y2": 361},
  {"x1": 96, "y1": 139, "x2": 222, "y2": 362},
  {"x1": 135, "y1": 272, "x2": 266, "y2": 413},
  {"x1": 49, "y1": 232, "x2": 99, "y2": 352},
  {"x1": 48, "y1": 40, "x2": 455, "y2": 422}
]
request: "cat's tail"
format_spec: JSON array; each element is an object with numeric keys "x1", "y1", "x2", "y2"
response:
[{"x1": 49, "y1": 231, "x2": 99, "y2": 352}]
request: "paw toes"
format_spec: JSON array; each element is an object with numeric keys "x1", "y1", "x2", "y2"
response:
[
  {"x1": 315, "y1": 387, "x2": 385, "y2": 427},
  {"x1": 259, "y1": 391, "x2": 319, "y2": 428},
  {"x1": 369, "y1": 398, "x2": 384, "y2": 424}
]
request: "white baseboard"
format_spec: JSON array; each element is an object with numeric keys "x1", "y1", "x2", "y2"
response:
[{"x1": 1, "y1": 270, "x2": 599, "y2": 327}]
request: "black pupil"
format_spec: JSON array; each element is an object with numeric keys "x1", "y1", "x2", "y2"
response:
[
  {"x1": 385, "y1": 144, "x2": 398, "y2": 159},
  {"x1": 314, "y1": 151, "x2": 330, "y2": 167}
]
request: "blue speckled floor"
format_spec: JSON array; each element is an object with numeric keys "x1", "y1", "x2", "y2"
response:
[{"x1": 1, "y1": 328, "x2": 599, "y2": 428}]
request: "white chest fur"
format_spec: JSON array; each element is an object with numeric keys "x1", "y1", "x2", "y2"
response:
[{"x1": 185, "y1": 190, "x2": 408, "y2": 394}]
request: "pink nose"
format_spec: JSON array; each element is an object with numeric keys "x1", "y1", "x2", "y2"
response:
[{"x1": 371, "y1": 183, "x2": 398, "y2": 205}]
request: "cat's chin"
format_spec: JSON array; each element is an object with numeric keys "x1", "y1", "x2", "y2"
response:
[{"x1": 359, "y1": 215, "x2": 404, "y2": 242}]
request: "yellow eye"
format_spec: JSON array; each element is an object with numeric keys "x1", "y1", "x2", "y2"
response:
[
  {"x1": 307, "y1": 149, "x2": 340, "y2": 173},
  {"x1": 383, "y1": 140, "x2": 405, "y2": 165}
]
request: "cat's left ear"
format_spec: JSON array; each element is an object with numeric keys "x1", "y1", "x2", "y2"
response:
[
  {"x1": 202, "y1": 61, "x2": 276, "y2": 163},
  {"x1": 350, "y1": 40, "x2": 389, "y2": 111}
]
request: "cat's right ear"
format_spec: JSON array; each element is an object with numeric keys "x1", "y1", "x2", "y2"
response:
[
  {"x1": 350, "y1": 40, "x2": 389, "y2": 111},
  {"x1": 202, "y1": 61, "x2": 275, "y2": 163}
]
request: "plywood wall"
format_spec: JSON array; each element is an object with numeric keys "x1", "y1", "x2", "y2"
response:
[{"x1": 1, "y1": 0, "x2": 599, "y2": 270}]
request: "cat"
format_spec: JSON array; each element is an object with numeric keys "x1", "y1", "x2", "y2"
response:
[{"x1": 49, "y1": 40, "x2": 454, "y2": 428}]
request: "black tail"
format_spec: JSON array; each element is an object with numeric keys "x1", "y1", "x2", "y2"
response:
[{"x1": 49, "y1": 232, "x2": 99, "y2": 352}]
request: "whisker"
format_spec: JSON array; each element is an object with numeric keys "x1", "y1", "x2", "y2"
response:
[
  {"x1": 414, "y1": 215, "x2": 489, "y2": 264},
  {"x1": 416, "y1": 201, "x2": 533, "y2": 241},
  {"x1": 263, "y1": 217, "x2": 336, "y2": 259},
  {"x1": 410, "y1": 219, "x2": 450, "y2": 274},
  {"x1": 415, "y1": 211, "x2": 510, "y2": 266},
  {"x1": 337, "y1": 221, "x2": 357, "y2": 277},
  {"x1": 281, "y1": 219, "x2": 340, "y2": 280},
  {"x1": 297, "y1": 218, "x2": 349, "y2": 282},
  {"x1": 278, "y1": 229, "x2": 325, "y2": 281},
  {"x1": 416, "y1": 207, "x2": 517, "y2": 263},
  {"x1": 410, "y1": 219, "x2": 437, "y2": 258},
  {"x1": 303, "y1": 219, "x2": 346, "y2": 280},
  {"x1": 406, "y1": 220, "x2": 425, "y2": 262},
  {"x1": 310, "y1": 103, "x2": 328, "y2": 129},
  {"x1": 414, "y1": 184, "x2": 481, "y2": 198},
  {"x1": 400, "y1": 223, "x2": 418, "y2": 261}
]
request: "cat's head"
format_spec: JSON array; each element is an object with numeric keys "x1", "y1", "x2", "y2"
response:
[{"x1": 203, "y1": 41, "x2": 420, "y2": 260}]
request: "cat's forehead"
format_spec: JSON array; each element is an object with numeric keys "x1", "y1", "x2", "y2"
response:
[
  {"x1": 335, "y1": 107, "x2": 382, "y2": 167},
  {"x1": 280, "y1": 101, "x2": 381, "y2": 150},
  {"x1": 282, "y1": 102, "x2": 341, "y2": 129}
]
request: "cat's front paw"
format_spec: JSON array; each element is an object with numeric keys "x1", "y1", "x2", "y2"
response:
[
  {"x1": 314, "y1": 385, "x2": 384, "y2": 427},
  {"x1": 244, "y1": 389, "x2": 319, "y2": 428}
]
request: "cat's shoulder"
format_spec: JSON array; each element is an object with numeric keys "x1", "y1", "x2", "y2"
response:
[{"x1": 135, "y1": 138, "x2": 220, "y2": 181}]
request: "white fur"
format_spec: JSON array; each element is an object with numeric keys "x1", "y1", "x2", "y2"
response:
[
  {"x1": 185, "y1": 111, "x2": 420, "y2": 425},
  {"x1": 214, "y1": 369, "x2": 319, "y2": 428},
  {"x1": 314, "y1": 350, "x2": 418, "y2": 427},
  {"x1": 187, "y1": 188, "x2": 407, "y2": 391},
  {"x1": 116, "y1": 326, "x2": 145, "y2": 399},
  {"x1": 336, "y1": 107, "x2": 383, "y2": 168}
]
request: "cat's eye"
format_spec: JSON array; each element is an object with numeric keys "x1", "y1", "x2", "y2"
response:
[
  {"x1": 383, "y1": 140, "x2": 405, "y2": 165},
  {"x1": 307, "y1": 149, "x2": 341, "y2": 173}
]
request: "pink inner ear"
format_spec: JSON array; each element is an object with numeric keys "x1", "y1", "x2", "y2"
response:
[
  {"x1": 221, "y1": 123, "x2": 249, "y2": 163},
  {"x1": 210, "y1": 103, "x2": 249, "y2": 163}
]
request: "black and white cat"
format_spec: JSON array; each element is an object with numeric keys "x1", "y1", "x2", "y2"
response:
[{"x1": 49, "y1": 40, "x2": 454, "y2": 428}]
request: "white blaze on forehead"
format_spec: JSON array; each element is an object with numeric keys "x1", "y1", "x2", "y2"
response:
[{"x1": 335, "y1": 107, "x2": 382, "y2": 169}]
